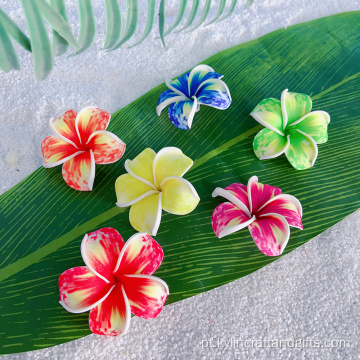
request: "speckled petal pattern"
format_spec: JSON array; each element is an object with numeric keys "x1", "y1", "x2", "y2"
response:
[
  {"x1": 120, "y1": 274, "x2": 169, "y2": 319},
  {"x1": 75, "y1": 107, "x2": 111, "y2": 145},
  {"x1": 87, "y1": 130, "x2": 126, "y2": 164},
  {"x1": 285, "y1": 129, "x2": 318, "y2": 170},
  {"x1": 89, "y1": 284, "x2": 130, "y2": 336},
  {"x1": 212, "y1": 202, "x2": 253, "y2": 238},
  {"x1": 81, "y1": 228, "x2": 125, "y2": 283},
  {"x1": 168, "y1": 100, "x2": 197, "y2": 130},
  {"x1": 251, "y1": 98, "x2": 284, "y2": 135},
  {"x1": 114, "y1": 233, "x2": 164, "y2": 276},
  {"x1": 62, "y1": 150, "x2": 95, "y2": 191},
  {"x1": 59, "y1": 266, "x2": 113, "y2": 313},
  {"x1": 253, "y1": 128, "x2": 290, "y2": 160},
  {"x1": 248, "y1": 213, "x2": 290, "y2": 256},
  {"x1": 196, "y1": 78, "x2": 231, "y2": 109}
]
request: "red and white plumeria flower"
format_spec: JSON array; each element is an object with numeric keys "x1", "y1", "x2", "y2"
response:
[
  {"x1": 59, "y1": 228, "x2": 168, "y2": 336},
  {"x1": 211, "y1": 176, "x2": 303, "y2": 256},
  {"x1": 41, "y1": 107, "x2": 126, "y2": 191}
]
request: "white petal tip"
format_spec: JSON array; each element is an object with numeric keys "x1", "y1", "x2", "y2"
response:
[
  {"x1": 212, "y1": 187, "x2": 221, "y2": 198},
  {"x1": 115, "y1": 202, "x2": 128, "y2": 208}
]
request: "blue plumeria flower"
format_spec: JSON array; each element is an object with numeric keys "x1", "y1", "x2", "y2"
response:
[{"x1": 156, "y1": 64, "x2": 232, "y2": 130}]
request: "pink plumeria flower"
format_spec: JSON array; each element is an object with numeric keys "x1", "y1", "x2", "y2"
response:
[
  {"x1": 59, "y1": 228, "x2": 169, "y2": 336},
  {"x1": 41, "y1": 107, "x2": 126, "y2": 191},
  {"x1": 211, "y1": 176, "x2": 303, "y2": 256}
]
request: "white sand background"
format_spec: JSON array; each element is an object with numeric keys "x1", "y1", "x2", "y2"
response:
[{"x1": 1, "y1": 0, "x2": 359, "y2": 359}]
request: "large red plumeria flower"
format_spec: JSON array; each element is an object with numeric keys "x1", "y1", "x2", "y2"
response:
[
  {"x1": 41, "y1": 107, "x2": 126, "y2": 191},
  {"x1": 211, "y1": 176, "x2": 303, "y2": 256},
  {"x1": 59, "y1": 228, "x2": 169, "y2": 336}
]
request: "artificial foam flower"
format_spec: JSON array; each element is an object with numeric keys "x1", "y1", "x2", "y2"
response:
[
  {"x1": 41, "y1": 107, "x2": 126, "y2": 191},
  {"x1": 156, "y1": 64, "x2": 232, "y2": 130},
  {"x1": 59, "y1": 227, "x2": 168, "y2": 336},
  {"x1": 115, "y1": 147, "x2": 200, "y2": 235},
  {"x1": 212, "y1": 176, "x2": 303, "y2": 256},
  {"x1": 251, "y1": 89, "x2": 330, "y2": 170}
]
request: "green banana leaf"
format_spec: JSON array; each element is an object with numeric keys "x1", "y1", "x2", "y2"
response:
[{"x1": 0, "y1": 11, "x2": 359, "y2": 354}]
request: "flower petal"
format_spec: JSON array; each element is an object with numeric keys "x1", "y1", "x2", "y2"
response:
[
  {"x1": 258, "y1": 194, "x2": 303, "y2": 229},
  {"x1": 281, "y1": 89, "x2": 312, "y2": 128},
  {"x1": 248, "y1": 213, "x2": 290, "y2": 256},
  {"x1": 168, "y1": 99, "x2": 197, "y2": 130},
  {"x1": 158, "y1": 89, "x2": 178, "y2": 104},
  {"x1": 196, "y1": 78, "x2": 231, "y2": 110},
  {"x1": 290, "y1": 110, "x2": 330, "y2": 144},
  {"x1": 224, "y1": 183, "x2": 249, "y2": 210},
  {"x1": 166, "y1": 72, "x2": 190, "y2": 97},
  {"x1": 62, "y1": 150, "x2": 95, "y2": 191},
  {"x1": 114, "y1": 233, "x2": 163, "y2": 276},
  {"x1": 161, "y1": 176, "x2": 200, "y2": 215},
  {"x1": 153, "y1": 147, "x2": 193, "y2": 188},
  {"x1": 247, "y1": 176, "x2": 282, "y2": 214},
  {"x1": 59, "y1": 266, "x2": 113, "y2": 313},
  {"x1": 125, "y1": 148, "x2": 156, "y2": 188},
  {"x1": 212, "y1": 202, "x2": 255, "y2": 238},
  {"x1": 86, "y1": 130, "x2": 126, "y2": 164},
  {"x1": 212, "y1": 186, "x2": 251, "y2": 217},
  {"x1": 50, "y1": 109, "x2": 81, "y2": 148},
  {"x1": 115, "y1": 174, "x2": 158, "y2": 207},
  {"x1": 89, "y1": 284, "x2": 131, "y2": 336},
  {"x1": 251, "y1": 98, "x2": 284, "y2": 135},
  {"x1": 41, "y1": 136, "x2": 83, "y2": 168},
  {"x1": 81, "y1": 228, "x2": 125, "y2": 283},
  {"x1": 285, "y1": 129, "x2": 318, "y2": 170},
  {"x1": 75, "y1": 107, "x2": 111, "y2": 145},
  {"x1": 120, "y1": 274, "x2": 169, "y2": 319},
  {"x1": 156, "y1": 89, "x2": 189, "y2": 116},
  {"x1": 129, "y1": 193, "x2": 162, "y2": 236},
  {"x1": 188, "y1": 64, "x2": 223, "y2": 97},
  {"x1": 253, "y1": 128, "x2": 290, "y2": 160}
]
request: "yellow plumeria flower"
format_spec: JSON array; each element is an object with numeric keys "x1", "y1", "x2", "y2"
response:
[{"x1": 115, "y1": 147, "x2": 200, "y2": 235}]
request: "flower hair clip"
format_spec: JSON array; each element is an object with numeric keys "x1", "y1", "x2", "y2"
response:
[
  {"x1": 115, "y1": 147, "x2": 200, "y2": 235},
  {"x1": 59, "y1": 228, "x2": 168, "y2": 336},
  {"x1": 157, "y1": 64, "x2": 232, "y2": 130},
  {"x1": 251, "y1": 89, "x2": 330, "y2": 170},
  {"x1": 211, "y1": 176, "x2": 303, "y2": 256},
  {"x1": 41, "y1": 107, "x2": 126, "y2": 191}
]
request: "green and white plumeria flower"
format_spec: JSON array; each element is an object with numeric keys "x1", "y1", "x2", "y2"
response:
[{"x1": 250, "y1": 89, "x2": 330, "y2": 170}]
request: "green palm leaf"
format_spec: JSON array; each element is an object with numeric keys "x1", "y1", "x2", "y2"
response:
[
  {"x1": 21, "y1": 0, "x2": 53, "y2": 80},
  {"x1": 205, "y1": 0, "x2": 226, "y2": 25},
  {"x1": 128, "y1": 0, "x2": 156, "y2": 48},
  {"x1": 70, "y1": 0, "x2": 95, "y2": 56},
  {"x1": 158, "y1": 0, "x2": 166, "y2": 48},
  {"x1": 103, "y1": 0, "x2": 122, "y2": 49},
  {"x1": 0, "y1": 12, "x2": 359, "y2": 354},
  {"x1": 174, "y1": 0, "x2": 200, "y2": 33},
  {"x1": 187, "y1": 0, "x2": 212, "y2": 32},
  {"x1": 164, "y1": 0, "x2": 187, "y2": 36},
  {"x1": 216, "y1": 0, "x2": 238, "y2": 22},
  {"x1": 110, "y1": 0, "x2": 139, "y2": 50},
  {"x1": 0, "y1": 7, "x2": 31, "y2": 52},
  {"x1": 0, "y1": 18, "x2": 20, "y2": 72},
  {"x1": 49, "y1": 0, "x2": 70, "y2": 56},
  {"x1": 0, "y1": 0, "x2": 246, "y2": 80}
]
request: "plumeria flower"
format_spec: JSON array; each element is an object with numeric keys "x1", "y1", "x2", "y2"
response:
[
  {"x1": 41, "y1": 107, "x2": 126, "y2": 191},
  {"x1": 211, "y1": 176, "x2": 303, "y2": 256},
  {"x1": 59, "y1": 227, "x2": 168, "y2": 336},
  {"x1": 115, "y1": 147, "x2": 200, "y2": 235},
  {"x1": 156, "y1": 64, "x2": 231, "y2": 130},
  {"x1": 251, "y1": 89, "x2": 330, "y2": 170}
]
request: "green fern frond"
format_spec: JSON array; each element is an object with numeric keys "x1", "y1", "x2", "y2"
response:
[{"x1": 0, "y1": 0, "x2": 251, "y2": 80}]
